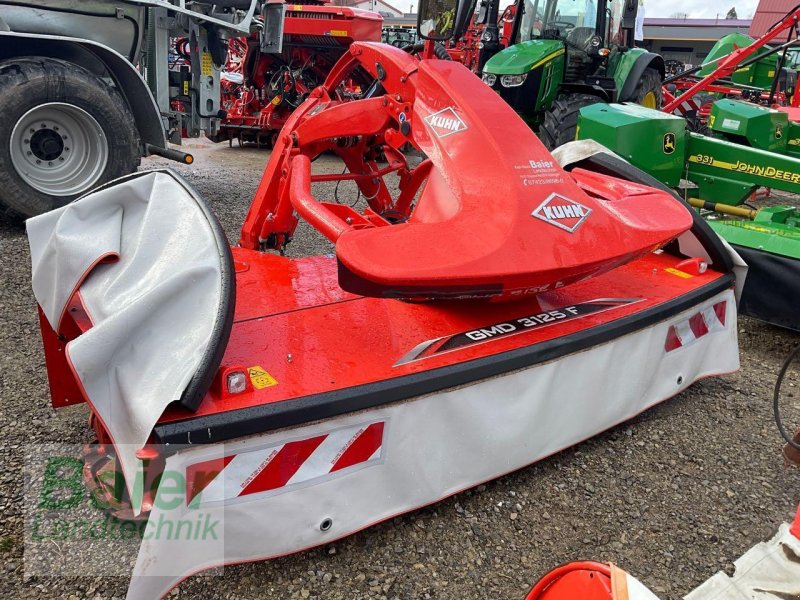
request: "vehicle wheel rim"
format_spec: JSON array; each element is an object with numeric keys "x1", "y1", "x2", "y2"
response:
[
  {"x1": 9, "y1": 102, "x2": 109, "y2": 196},
  {"x1": 642, "y1": 91, "x2": 657, "y2": 109}
]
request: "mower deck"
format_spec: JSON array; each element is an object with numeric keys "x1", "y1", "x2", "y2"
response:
[
  {"x1": 121, "y1": 244, "x2": 736, "y2": 600},
  {"x1": 703, "y1": 216, "x2": 800, "y2": 331},
  {"x1": 146, "y1": 247, "x2": 734, "y2": 445}
]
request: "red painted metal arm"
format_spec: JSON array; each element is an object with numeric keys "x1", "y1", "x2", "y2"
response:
[
  {"x1": 395, "y1": 159, "x2": 432, "y2": 215},
  {"x1": 294, "y1": 97, "x2": 390, "y2": 145},
  {"x1": 289, "y1": 155, "x2": 352, "y2": 242}
]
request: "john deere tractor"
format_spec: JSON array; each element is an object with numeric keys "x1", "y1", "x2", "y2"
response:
[{"x1": 477, "y1": 0, "x2": 663, "y2": 148}]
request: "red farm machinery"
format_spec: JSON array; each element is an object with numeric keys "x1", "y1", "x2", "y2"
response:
[
  {"x1": 663, "y1": 3, "x2": 800, "y2": 124},
  {"x1": 213, "y1": 1, "x2": 383, "y2": 146}
]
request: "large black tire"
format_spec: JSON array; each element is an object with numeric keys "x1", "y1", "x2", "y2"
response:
[
  {"x1": 539, "y1": 93, "x2": 601, "y2": 151},
  {"x1": 0, "y1": 57, "x2": 141, "y2": 219},
  {"x1": 630, "y1": 67, "x2": 663, "y2": 109}
]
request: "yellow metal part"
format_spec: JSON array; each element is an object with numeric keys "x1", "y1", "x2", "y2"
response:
[
  {"x1": 531, "y1": 48, "x2": 566, "y2": 70},
  {"x1": 641, "y1": 91, "x2": 658, "y2": 109},
  {"x1": 687, "y1": 198, "x2": 757, "y2": 219}
]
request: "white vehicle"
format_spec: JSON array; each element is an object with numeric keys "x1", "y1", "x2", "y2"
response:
[{"x1": 0, "y1": 0, "x2": 281, "y2": 217}]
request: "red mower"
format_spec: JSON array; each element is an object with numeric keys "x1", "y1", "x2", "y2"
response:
[{"x1": 27, "y1": 0, "x2": 742, "y2": 596}]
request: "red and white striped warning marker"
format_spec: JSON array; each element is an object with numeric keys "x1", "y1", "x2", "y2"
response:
[
  {"x1": 664, "y1": 301, "x2": 727, "y2": 352},
  {"x1": 671, "y1": 98, "x2": 701, "y2": 117},
  {"x1": 185, "y1": 421, "x2": 385, "y2": 505}
]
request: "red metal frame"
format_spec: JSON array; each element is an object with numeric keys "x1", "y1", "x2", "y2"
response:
[
  {"x1": 218, "y1": 3, "x2": 382, "y2": 144},
  {"x1": 239, "y1": 39, "x2": 694, "y2": 300},
  {"x1": 446, "y1": 3, "x2": 517, "y2": 71},
  {"x1": 664, "y1": 7, "x2": 800, "y2": 114}
]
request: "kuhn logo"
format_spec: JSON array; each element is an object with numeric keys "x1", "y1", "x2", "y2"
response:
[
  {"x1": 424, "y1": 107, "x2": 467, "y2": 138},
  {"x1": 531, "y1": 193, "x2": 591, "y2": 232}
]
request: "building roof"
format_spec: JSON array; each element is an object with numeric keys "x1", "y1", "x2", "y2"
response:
[
  {"x1": 381, "y1": 14, "x2": 757, "y2": 39},
  {"x1": 336, "y1": 0, "x2": 403, "y2": 14},
  {"x1": 643, "y1": 17, "x2": 752, "y2": 42},
  {"x1": 749, "y1": 0, "x2": 796, "y2": 37}
]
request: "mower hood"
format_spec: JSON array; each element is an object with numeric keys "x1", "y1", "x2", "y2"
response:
[{"x1": 334, "y1": 58, "x2": 695, "y2": 298}]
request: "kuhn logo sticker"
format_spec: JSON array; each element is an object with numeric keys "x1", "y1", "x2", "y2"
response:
[
  {"x1": 531, "y1": 193, "x2": 591, "y2": 232},
  {"x1": 424, "y1": 107, "x2": 467, "y2": 138}
]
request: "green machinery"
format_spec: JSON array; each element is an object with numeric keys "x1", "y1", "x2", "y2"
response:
[
  {"x1": 478, "y1": 0, "x2": 664, "y2": 149},
  {"x1": 576, "y1": 100, "x2": 800, "y2": 329},
  {"x1": 697, "y1": 32, "x2": 797, "y2": 95}
]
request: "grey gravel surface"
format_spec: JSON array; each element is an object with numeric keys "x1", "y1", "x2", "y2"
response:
[{"x1": 1, "y1": 139, "x2": 798, "y2": 600}]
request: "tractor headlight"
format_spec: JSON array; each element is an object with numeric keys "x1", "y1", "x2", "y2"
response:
[
  {"x1": 500, "y1": 73, "x2": 528, "y2": 88},
  {"x1": 482, "y1": 72, "x2": 497, "y2": 86}
]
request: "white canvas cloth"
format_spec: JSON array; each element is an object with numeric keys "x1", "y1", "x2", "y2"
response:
[{"x1": 27, "y1": 171, "x2": 226, "y2": 507}]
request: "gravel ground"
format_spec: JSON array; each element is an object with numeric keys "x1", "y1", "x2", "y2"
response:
[{"x1": 1, "y1": 139, "x2": 799, "y2": 600}]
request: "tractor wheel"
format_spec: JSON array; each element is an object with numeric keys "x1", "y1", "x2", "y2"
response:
[
  {"x1": 631, "y1": 67, "x2": 663, "y2": 109},
  {"x1": 539, "y1": 93, "x2": 602, "y2": 151},
  {"x1": 0, "y1": 57, "x2": 140, "y2": 219}
]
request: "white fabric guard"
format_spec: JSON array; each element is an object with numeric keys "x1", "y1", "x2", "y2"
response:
[
  {"x1": 27, "y1": 171, "x2": 226, "y2": 507},
  {"x1": 686, "y1": 523, "x2": 800, "y2": 600}
]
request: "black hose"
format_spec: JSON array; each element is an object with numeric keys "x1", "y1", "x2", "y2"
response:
[
  {"x1": 401, "y1": 42, "x2": 452, "y2": 60},
  {"x1": 773, "y1": 343, "x2": 800, "y2": 450}
]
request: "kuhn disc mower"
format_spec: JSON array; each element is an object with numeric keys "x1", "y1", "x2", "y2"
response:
[
  {"x1": 28, "y1": 0, "x2": 741, "y2": 596},
  {"x1": 214, "y1": 0, "x2": 382, "y2": 146}
]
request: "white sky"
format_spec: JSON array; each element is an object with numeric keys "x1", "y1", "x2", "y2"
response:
[{"x1": 644, "y1": 0, "x2": 760, "y2": 19}]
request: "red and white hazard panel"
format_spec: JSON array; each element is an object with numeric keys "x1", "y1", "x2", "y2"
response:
[
  {"x1": 671, "y1": 98, "x2": 701, "y2": 117},
  {"x1": 664, "y1": 301, "x2": 727, "y2": 352},
  {"x1": 185, "y1": 421, "x2": 386, "y2": 506}
]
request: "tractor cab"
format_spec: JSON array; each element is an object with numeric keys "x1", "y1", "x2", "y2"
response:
[{"x1": 478, "y1": 0, "x2": 664, "y2": 148}]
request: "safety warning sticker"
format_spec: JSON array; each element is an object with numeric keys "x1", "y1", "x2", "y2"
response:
[
  {"x1": 665, "y1": 267, "x2": 693, "y2": 279},
  {"x1": 185, "y1": 421, "x2": 386, "y2": 505},
  {"x1": 201, "y1": 52, "x2": 213, "y2": 76},
  {"x1": 248, "y1": 365, "x2": 278, "y2": 389}
]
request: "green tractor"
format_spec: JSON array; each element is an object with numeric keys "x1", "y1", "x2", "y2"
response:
[{"x1": 478, "y1": 0, "x2": 664, "y2": 148}]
